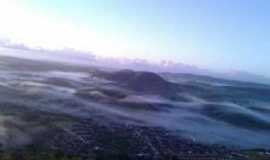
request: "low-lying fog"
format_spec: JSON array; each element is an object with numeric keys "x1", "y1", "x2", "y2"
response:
[{"x1": 0, "y1": 56, "x2": 270, "y2": 149}]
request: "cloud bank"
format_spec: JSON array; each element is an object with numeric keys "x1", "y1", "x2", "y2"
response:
[{"x1": 0, "y1": 39, "x2": 269, "y2": 85}]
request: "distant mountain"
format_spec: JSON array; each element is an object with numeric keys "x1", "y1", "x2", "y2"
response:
[
  {"x1": 1, "y1": 40, "x2": 269, "y2": 85},
  {"x1": 94, "y1": 69, "x2": 177, "y2": 95}
]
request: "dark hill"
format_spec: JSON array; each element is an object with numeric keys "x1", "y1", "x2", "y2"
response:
[{"x1": 95, "y1": 69, "x2": 178, "y2": 95}]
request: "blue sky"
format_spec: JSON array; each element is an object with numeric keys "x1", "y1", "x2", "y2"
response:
[{"x1": 0, "y1": 0, "x2": 270, "y2": 77}]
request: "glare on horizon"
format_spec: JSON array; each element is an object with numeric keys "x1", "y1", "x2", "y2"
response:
[{"x1": 0, "y1": 0, "x2": 269, "y2": 77}]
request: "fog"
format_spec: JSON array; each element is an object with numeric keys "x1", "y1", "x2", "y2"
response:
[
  {"x1": 0, "y1": 55, "x2": 270, "y2": 150},
  {"x1": 1, "y1": 43, "x2": 270, "y2": 85}
]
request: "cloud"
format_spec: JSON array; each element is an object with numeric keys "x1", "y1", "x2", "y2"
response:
[{"x1": 1, "y1": 38, "x2": 270, "y2": 85}]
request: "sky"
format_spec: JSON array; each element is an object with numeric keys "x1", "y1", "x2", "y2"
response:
[{"x1": 0, "y1": 0, "x2": 270, "y2": 77}]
